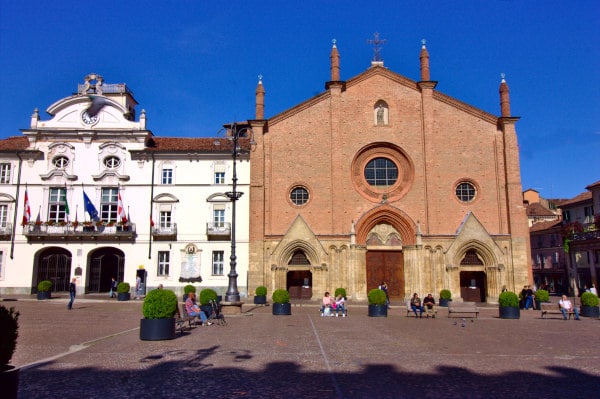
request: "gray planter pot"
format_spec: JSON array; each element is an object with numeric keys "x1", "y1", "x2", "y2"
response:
[
  {"x1": 580, "y1": 305, "x2": 599, "y2": 318},
  {"x1": 439, "y1": 298, "x2": 452, "y2": 307},
  {"x1": 368, "y1": 304, "x2": 388, "y2": 317},
  {"x1": 37, "y1": 291, "x2": 51, "y2": 300},
  {"x1": 140, "y1": 318, "x2": 176, "y2": 340},
  {"x1": 499, "y1": 306, "x2": 520, "y2": 319},
  {"x1": 254, "y1": 295, "x2": 267, "y2": 305},
  {"x1": 0, "y1": 365, "x2": 20, "y2": 399},
  {"x1": 117, "y1": 292, "x2": 130, "y2": 301},
  {"x1": 272, "y1": 303, "x2": 291, "y2": 315}
]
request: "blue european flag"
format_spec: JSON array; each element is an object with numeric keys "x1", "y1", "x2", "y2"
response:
[{"x1": 83, "y1": 191, "x2": 100, "y2": 221}]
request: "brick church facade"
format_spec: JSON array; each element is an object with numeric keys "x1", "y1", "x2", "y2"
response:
[{"x1": 246, "y1": 42, "x2": 531, "y2": 303}]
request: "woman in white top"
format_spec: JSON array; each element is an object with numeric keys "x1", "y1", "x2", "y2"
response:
[{"x1": 335, "y1": 294, "x2": 347, "y2": 317}]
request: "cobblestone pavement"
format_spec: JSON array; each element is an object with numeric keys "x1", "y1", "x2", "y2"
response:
[{"x1": 3, "y1": 295, "x2": 599, "y2": 399}]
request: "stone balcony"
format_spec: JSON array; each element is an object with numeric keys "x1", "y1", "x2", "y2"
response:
[
  {"x1": 152, "y1": 223, "x2": 177, "y2": 241},
  {"x1": 206, "y1": 222, "x2": 231, "y2": 240},
  {"x1": 23, "y1": 222, "x2": 136, "y2": 242}
]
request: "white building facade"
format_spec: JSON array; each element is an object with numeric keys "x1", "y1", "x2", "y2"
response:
[{"x1": 0, "y1": 74, "x2": 251, "y2": 297}]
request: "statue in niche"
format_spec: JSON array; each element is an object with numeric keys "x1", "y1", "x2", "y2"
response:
[{"x1": 377, "y1": 104, "x2": 385, "y2": 125}]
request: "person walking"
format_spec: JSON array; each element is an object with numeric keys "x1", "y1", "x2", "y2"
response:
[
  {"x1": 68, "y1": 278, "x2": 76, "y2": 310},
  {"x1": 109, "y1": 277, "x2": 118, "y2": 298},
  {"x1": 379, "y1": 282, "x2": 390, "y2": 308},
  {"x1": 135, "y1": 275, "x2": 142, "y2": 300}
]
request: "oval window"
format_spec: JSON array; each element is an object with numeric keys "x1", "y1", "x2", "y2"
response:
[{"x1": 103, "y1": 156, "x2": 121, "y2": 169}]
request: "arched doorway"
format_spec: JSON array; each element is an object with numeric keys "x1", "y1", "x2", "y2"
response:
[
  {"x1": 88, "y1": 247, "x2": 125, "y2": 293},
  {"x1": 286, "y1": 250, "x2": 313, "y2": 299},
  {"x1": 33, "y1": 247, "x2": 72, "y2": 293},
  {"x1": 355, "y1": 206, "x2": 415, "y2": 300},
  {"x1": 459, "y1": 250, "x2": 487, "y2": 302}
]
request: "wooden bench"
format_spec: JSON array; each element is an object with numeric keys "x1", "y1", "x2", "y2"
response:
[
  {"x1": 175, "y1": 304, "x2": 197, "y2": 334},
  {"x1": 448, "y1": 302, "x2": 479, "y2": 318},
  {"x1": 405, "y1": 302, "x2": 437, "y2": 318},
  {"x1": 540, "y1": 302, "x2": 574, "y2": 319}
]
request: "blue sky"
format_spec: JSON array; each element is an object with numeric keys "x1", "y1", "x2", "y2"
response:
[{"x1": 1, "y1": 1, "x2": 598, "y2": 199}]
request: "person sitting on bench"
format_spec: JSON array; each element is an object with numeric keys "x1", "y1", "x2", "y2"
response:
[
  {"x1": 185, "y1": 292, "x2": 212, "y2": 326},
  {"x1": 410, "y1": 292, "x2": 424, "y2": 318},
  {"x1": 423, "y1": 293, "x2": 436, "y2": 318},
  {"x1": 558, "y1": 295, "x2": 580, "y2": 320}
]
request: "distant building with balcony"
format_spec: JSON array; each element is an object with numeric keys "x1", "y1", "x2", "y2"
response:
[
  {"x1": 0, "y1": 74, "x2": 250, "y2": 297},
  {"x1": 527, "y1": 182, "x2": 600, "y2": 295},
  {"x1": 558, "y1": 182, "x2": 600, "y2": 294}
]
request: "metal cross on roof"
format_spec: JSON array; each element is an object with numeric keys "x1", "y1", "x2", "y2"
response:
[{"x1": 367, "y1": 32, "x2": 387, "y2": 62}]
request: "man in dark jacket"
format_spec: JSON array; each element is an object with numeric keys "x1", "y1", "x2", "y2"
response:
[{"x1": 68, "y1": 278, "x2": 76, "y2": 310}]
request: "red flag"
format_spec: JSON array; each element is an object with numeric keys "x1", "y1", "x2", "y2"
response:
[
  {"x1": 150, "y1": 216, "x2": 155, "y2": 227},
  {"x1": 117, "y1": 192, "x2": 127, "y2": 223},
  {"x1": 22, "y1": 189, "x2": 31, "y2": 225}
]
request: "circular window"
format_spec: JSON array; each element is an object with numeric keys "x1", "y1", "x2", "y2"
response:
[
  {"x1": 351, "y1": 142, "x2": 414, "y2": 203},
  {"x1": 364, "y1": 157, "x2": 398, "y2": 188},
  {"x1": 53, "y1": 156, "x2": 69, "y2": 169},
  {"x1": 456, "y1": 182, "x2": 476, "y2": 202},
  {"x1": 103, "y1": 156, "x2": 121, "y2": 169},
  {"x1": 290, "y1": 186, "x2": 309, "y2": 206}
]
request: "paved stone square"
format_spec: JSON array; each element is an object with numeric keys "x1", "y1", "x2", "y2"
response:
[{"x1": 4, "y1": 296, "x2": 599, "y2": 398}]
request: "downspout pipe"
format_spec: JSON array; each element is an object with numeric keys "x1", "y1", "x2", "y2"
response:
[{"x1": 148, "y1": 153, "x2": 155, "y2": 259}]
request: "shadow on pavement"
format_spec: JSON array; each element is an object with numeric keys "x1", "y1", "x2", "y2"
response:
[{"x1": 18, "y1": 346, "x2": 599, "y2": 399}]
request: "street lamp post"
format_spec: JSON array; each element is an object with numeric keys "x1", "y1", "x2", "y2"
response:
[{"x1": 223, "y1": 122, "x2": 253, "y2": 303}]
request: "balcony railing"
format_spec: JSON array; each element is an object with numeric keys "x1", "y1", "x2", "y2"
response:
[
  {"x1": 569, "y1": 222, "x2": 600, "y2": 242},
  {"x1": 152, "y1": 223, "x2": 177, "y2": 241},
  {"x1": 0, "y1": 223, "x2": 12, "y2": 240},
  {"x1": 22, "y1": 222, "x2": 136, "y2": 242},
  {"x1": 206, "y1": 222, "x2": 231, "y2": 240}
]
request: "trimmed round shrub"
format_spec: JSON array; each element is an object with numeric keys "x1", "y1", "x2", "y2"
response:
[
  {"x1": 440, "y1": 289, "x2": 452, "y2": 300},
  {"x1": 534, "y1": 289, "x2": 550, "y2": 303},
  {"x1": 368, "y1": 288, "x2": 387, "y2": 305},
  {"x1": 581, "y1": 292, "x2": 599, "y2": 307},
  {"x1": 0, "y1": 305, "x2": 19, "y2": 366},
  {"x1": 272, "y1": 289, "x2": 290, "y2": 304},
  {"x1": 183, "y1": 284, "x2": 196, "y2": 295},
  {"x1": 142, "y1": 289, "x2": 178, "y2": 319},
  {"x1": 499, "y1": 291, "x2": 519, "y2": 307},
  {"x1": 255, "y1": 286, "x2": 267, "y2": 296},
  {"x1": 334, "y1": 288, "x2": 347, "y2": 298},
  {"x1": 117, "y1": 282, "x2": 130, "y2": 294},
  {"x1": 37, "y1": 280, "x2": 52, "y2": 292},
  {"x1": 199, "y1": 288, "x2": 218, "y2": 305}
]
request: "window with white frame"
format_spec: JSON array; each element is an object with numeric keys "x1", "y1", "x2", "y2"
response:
[
  {"x1": 157, "y1": 251, "x2": 170, "y2": 276},
  {"x1": 159, "y1": 210, "x2": 172, "y2": 229},
  {"x1": 162, "y1": 167, "x2": 173, "y2": 185},
  {"x1": 213, "y1": 206, "x2": 225, "y2": 228},
  {"x1": 100, "y1": 187, "x2": 119, "y2": 222},
  {"x1": 0, "y1": 204, "x2": 8, "y2": 229},
  {"x1": 212, "y1": 251, "x2": 224, "y2": 275},
  {"x1": 48, "y1": 187, "x2": 68, "y2": 222},
  {"x1": 0, "y1": 164, "x2": 11, "y2": 184},
  {"x1": 214, "y1": 164, "x2": 226, "y2": 184}
]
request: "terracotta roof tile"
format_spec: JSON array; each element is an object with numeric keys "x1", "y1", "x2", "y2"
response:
[
  {"x1": 530, "y1": 220, "x2": 562, "y2": 233},
  {"x1": 526, "y1": 202, "x2": 556, "y2": 217},
  {"x1": 0, "y1": 136, "x2": 30, "y2": 151},
  {"x1": 585, "y1": 180, "x2": 600, "y2": 189},
  {"x1": 134, "y1": 137, "x2": 252, "y2": 153},
  {"x1": 558, "y1": 192, "x2": 592, "y2": 207}
]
